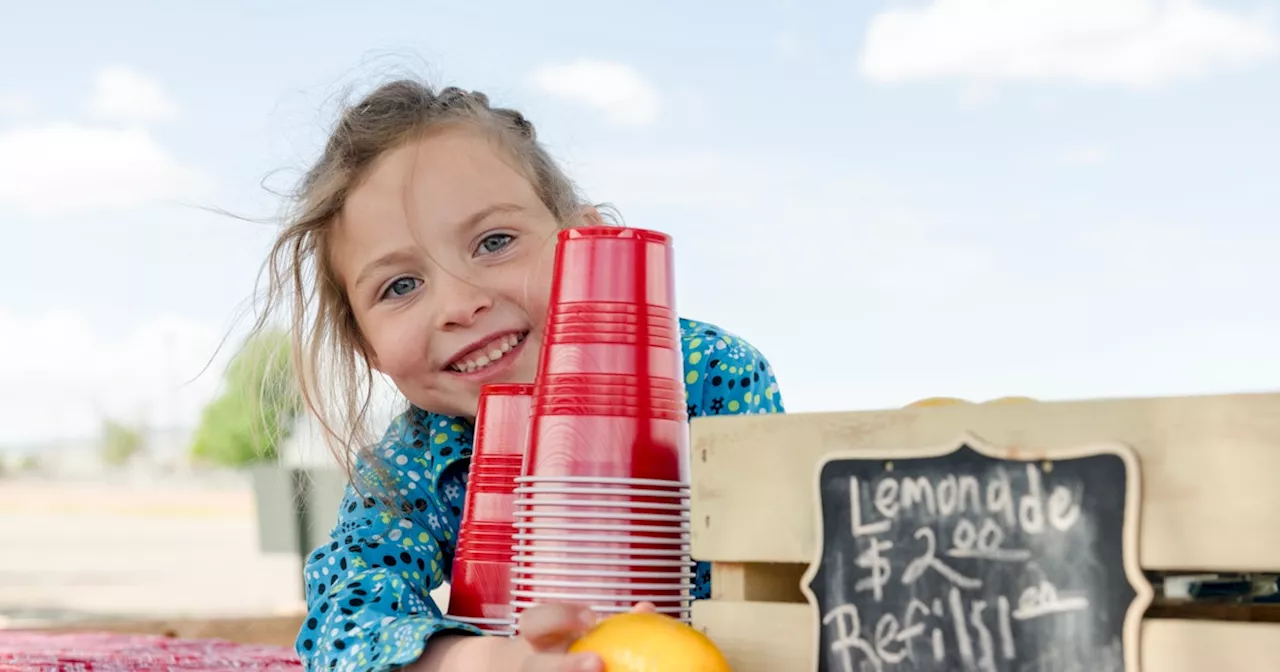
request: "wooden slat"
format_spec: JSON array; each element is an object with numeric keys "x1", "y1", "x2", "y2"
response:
[
  {"x1": 694, "y1": 600, "x2": 1280, "y2": 672},
  {"x1": 25, "y1": 614, "x2": 304, "y2": 648},
  {"x1": 690, "y1": 393, "x2": 1280, "y2": 571}
]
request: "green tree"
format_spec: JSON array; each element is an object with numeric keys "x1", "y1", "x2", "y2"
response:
[
  {"x1": 101, "y1": 420, "x2": 145, "y2": 467},
  {"x1": 190, "y1": 329, "x2": 302, "y2": 468}
]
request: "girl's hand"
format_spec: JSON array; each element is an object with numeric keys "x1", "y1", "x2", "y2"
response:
[{"x1": 507, "y1": 602, "x2": 657, "y2": 672}]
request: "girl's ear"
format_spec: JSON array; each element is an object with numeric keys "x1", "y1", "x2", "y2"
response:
[{"x1": 578, "y1": 205, "x2": 606, "y2": 227}]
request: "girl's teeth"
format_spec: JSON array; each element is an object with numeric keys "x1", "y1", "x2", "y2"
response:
[{"x1": 452, "y1": 333, "x2": 525, "y2": 373}]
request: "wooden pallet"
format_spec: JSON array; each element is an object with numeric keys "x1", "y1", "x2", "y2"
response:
[{"x1": 689, "y1": 392, "x2": 1280, "y2": 671}]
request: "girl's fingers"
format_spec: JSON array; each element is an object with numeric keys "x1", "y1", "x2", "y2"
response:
[
  {"x1": 516, "y1": 603, "x2": 597, "y2": 651},
  {"x1": 631, "y1": 601, "x2": 656, "y2": 613}
]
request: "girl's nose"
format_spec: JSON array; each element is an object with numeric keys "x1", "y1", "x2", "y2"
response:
[{"x1": 435, "y1": 276, "x2": 493, "y2": 329}]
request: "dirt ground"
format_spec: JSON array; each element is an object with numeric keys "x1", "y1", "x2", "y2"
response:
[{"x1": 0, "y1": 477, "x2": 307, "y2": 628}]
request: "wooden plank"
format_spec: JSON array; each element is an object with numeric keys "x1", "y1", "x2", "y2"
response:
[
  {"x1": 24, "y1": 614, "x2": 304, "y2": 648},
  {"x1": 693, "y1": 601, "x2": 810, "y2": 671},
  {"x1": 694, "y1": 600, "x2": 1280, "y2": 672},
  {"x1": 711, "y1": 562, "x2": 808, "y2": 602},
  {"x1": 691, "y1": 392, "x2": 1280, "y2": 571},
  {"x1": 705, "y1": 561, "x2": 1280, "y2": 621}
]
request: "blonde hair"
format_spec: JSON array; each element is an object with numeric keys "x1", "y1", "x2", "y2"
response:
[{"x1": 250, "y1": 78, "x2": 587, "y2": 488}]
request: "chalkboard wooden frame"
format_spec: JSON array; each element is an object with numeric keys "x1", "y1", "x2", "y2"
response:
[{"x1": 798, "y1": 432, "x2": 1153, "y2": 671}]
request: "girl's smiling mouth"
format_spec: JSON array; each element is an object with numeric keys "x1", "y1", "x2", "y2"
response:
[{"x1": 444, "y1": 330, "x2": 529, "y2": 375}]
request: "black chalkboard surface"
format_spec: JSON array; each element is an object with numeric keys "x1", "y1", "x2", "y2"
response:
[{"x1": 800, "y1": 434, "x2": 1152, "y2": 672}]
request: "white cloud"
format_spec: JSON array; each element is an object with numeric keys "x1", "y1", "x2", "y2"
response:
[
  {"x1": 530, "y1": 60, "x2": 662, "y2": 127},
  {"x1": 0, "y1": 309, "x2": 229, "y2": 446},
  {"x1": 1058, "y1": 145, "x2": 1112, "y2": 165},
  {"x1": 859, "y1": 0, "x2": 1280, "y2": 88},
  {"x1": 0, "y1": 123, "x2": 213, "y2": 216},
  {"x1": 86, "y1": 66, "x2": 181, "y2": 123},
  {"x1": 0, "y1": 92, "x2": 37, "y2": 117}
]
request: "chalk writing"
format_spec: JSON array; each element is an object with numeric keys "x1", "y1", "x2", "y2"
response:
[{"x1": 806, "y1": 443, "x2": 1144, "y2": 672}]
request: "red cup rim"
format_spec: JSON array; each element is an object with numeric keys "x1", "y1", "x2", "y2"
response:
[
  {"x1": 481, "y1": 383, "x2": 535, "y2": 396},
  {"x1": 457, "y1": 543, "x2": 514, "y2": 550},
  {"x1": 541, "y1": 373, "x2": 680, "y2": 384},
  {"x1": 547, "y1": 320, "x2": 674, "y2": 330},
  {"x1": 455, "y1": 546, "x2": 516, "y2": 556},
  {"x1": 460, "y1": 530, "x2": 513, "y2": 536},
  {"x1": 559, "y1": 226, "x2": 671, "y2": 245},
  {"x1": 532, "y1": 405, "x2": 686, "y2": 416},
  {"x1": 458, "y1": 529, "x2": 515, "y2": 538},
  {"x1": 550, "y1": 302, "x2": 674, "y2": 314},
  {"x1": 543, "y1": 334, "x2": 678, "y2": 345},
  {"x1": 535, "y1": 387, "x2": 685, "y2": 396},
  {"x1": 458, "y1": 536, "x2": 514, "y2": 544},
  {"x1": 535, "y1": 392, "x2": 685, "y2": 402},
  {"x1": 531, "y1": 405, "x2": 686, "y2": 417},
  {"x1": 457, "y1": 544, "x2": 514, "y2": 552},
  {"x1": 459, "y1": 536, "x2": 515, "y2": 544},
  {"x1": 455, "y1": 556, "x2": 515, "y2": 565},
  {"x1": 453, "y1": 555, "x2": 516, "y2": 565}
]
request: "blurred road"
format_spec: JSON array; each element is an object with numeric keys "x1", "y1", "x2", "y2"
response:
[{"x1": 0, "y1": 477, "x2": 305, "y2": 628}]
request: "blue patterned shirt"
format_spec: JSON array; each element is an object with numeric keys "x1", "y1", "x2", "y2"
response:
[{"x1": 295, "y1": 318, "x2": 785, "y2": 671}]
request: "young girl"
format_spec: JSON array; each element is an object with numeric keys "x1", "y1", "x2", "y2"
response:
[{"x1": 256, "y1": 79, "x2": 785, "y2": 672}]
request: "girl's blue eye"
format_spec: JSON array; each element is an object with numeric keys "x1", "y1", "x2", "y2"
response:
[
  {"x1": 477, "y1": 233, "x2": 513, "y2": 255},
  {"x1": 382, "y1": 277, "x2": 420, "y2": 299}
]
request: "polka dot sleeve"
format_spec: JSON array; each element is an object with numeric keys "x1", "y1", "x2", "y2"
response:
[
  {"x1": 681, "y1": 319, "x2": 785, "y2": 419},
  {"x1": 679, "y1": 319, "x2": 786, "y2": 598},
  {"x1": 294, "y1": 411, "x2": 482, "y2": 672}
]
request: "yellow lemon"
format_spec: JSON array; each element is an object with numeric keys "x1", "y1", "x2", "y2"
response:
[
  {"x1": 569, "y1": 612, "x2": 732, "y2": 672},
  {"x1": 904, "y1": 396, "x2": 971, "y2": 408}
]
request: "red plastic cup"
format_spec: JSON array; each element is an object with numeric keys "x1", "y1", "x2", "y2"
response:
[
  {"x1": 451, "y1": 384, "x2": 533, "y2": 623},
  {"x1": 521, "y1": 414, "x2": 689, "y2": 483},
  {"x1": 473, "y1": 384, "x2": 535, "y2": 457},
  {"x1": 547, "y1": 227, "x2": 675, "y2": 308},
  {"x1": 510, "y1": 227, "x2": 696, "y2": 624},
  {"x1": 447, "y1": 557, "x2": 515, "y2": 623},
  {"x1": 537, "y1": 228, "x2": 682, "y2": 382},
  {"x1": 458, "y1": 384, "x2": 533, "y2": 526}
]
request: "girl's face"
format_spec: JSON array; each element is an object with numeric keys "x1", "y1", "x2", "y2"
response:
[{"x1": 331, "y1": 127, "x2": 579, "y2": 419}]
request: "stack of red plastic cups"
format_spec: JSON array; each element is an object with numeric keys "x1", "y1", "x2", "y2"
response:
[
  {"x1": 510, "y1": 227, "x2": 694, "y2": 627},
  {"x1": 447, "y1": 384, "x2": 534, "y2": 636}
]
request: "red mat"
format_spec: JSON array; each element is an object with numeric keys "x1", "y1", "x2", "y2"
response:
[{"x1": 0, "y1": 631, "x2": 302, "y2": 671}]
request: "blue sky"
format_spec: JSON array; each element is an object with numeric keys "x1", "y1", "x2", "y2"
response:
[{"x1": 1, "y1": 0, "x2": 1278, "y2": 445}]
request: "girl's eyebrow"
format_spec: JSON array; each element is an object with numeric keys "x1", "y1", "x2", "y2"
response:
[
  {"x1": 456, "y1": 202, "x2": 524, "y2": 233},
  {"x1": 354, "y1": 249, "x2": 418, "y2": 290}
]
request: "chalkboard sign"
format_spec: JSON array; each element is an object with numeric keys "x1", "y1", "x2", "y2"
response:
[{"x1": 800, "y1": 434, "x2": 1152, "y2": 672}]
